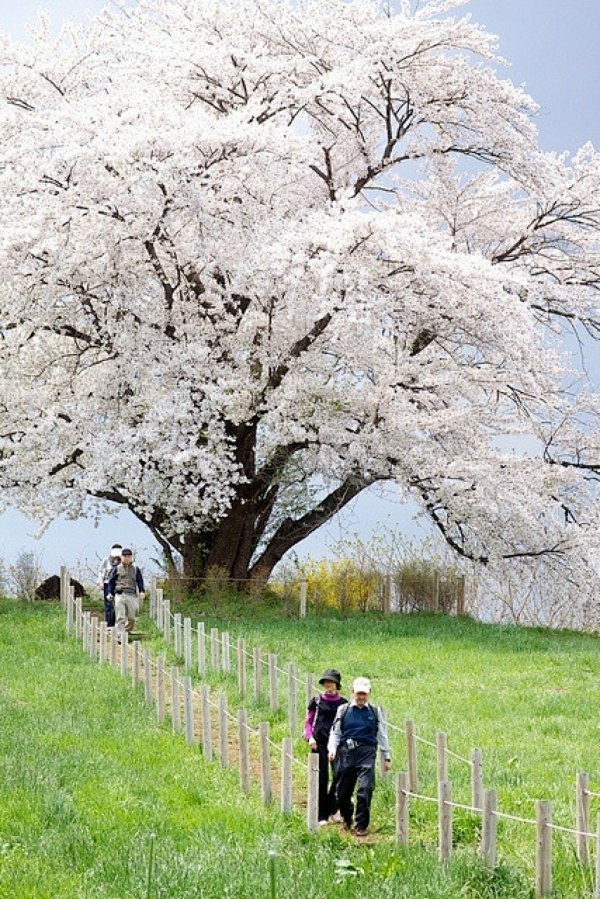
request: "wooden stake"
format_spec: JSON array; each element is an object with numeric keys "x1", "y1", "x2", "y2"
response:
[
  {"x1": 281, "y1": 738, "x2": 293, "y2": 813},
  {"x1": 395, "y1": 771, "x2": 409, "y2": 847},
  {"x1": 536, "y1": 800, "x2": 552, "y2": 899}
]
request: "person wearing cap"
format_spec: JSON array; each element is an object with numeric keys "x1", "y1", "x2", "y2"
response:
[
  {"x1": 96, "y1": 543, "x2": 122, "y2": 627},
  {"x1": 106, "y1": 548, "x2": 145, "y2": 640},
  {"x1": 303, "y1": 668, "x2": 348, "y2": 825},
  {"x1": 328, "y1": 676, "x2": 391, "y2": 836}
]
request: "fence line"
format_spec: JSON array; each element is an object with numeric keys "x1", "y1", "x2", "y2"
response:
[
  {"x1": 66, "y1": 589, "x2": 317, "y2": 818},
  {"x1": 64, "y1": 578, "x2": 600, "y2": 898}
]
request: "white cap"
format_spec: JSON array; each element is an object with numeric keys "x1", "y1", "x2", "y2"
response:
[{"x1": 352, "y1": 677, "x2": 371, "y2": 694}]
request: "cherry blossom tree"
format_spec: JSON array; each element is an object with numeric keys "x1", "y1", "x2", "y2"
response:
[{"x1": 1, "y1": 0, "x2": 600, "y2": 589}]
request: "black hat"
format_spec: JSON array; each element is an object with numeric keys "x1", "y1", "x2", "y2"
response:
[
  {"x1": 121, "y1": 548, "x2": 133, "y2": 556},
  {"x1": 319, "y1": 668, "x2": 341, "y2": 687}
]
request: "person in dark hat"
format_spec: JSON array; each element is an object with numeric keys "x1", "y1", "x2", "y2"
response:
[{"x1": 303, "y1": 668, "x2": 348, "y2": 824}]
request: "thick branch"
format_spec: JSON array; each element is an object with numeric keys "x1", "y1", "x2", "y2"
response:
[{"x1": 249, "y1": 476, "x2": 374, "y2": 579}]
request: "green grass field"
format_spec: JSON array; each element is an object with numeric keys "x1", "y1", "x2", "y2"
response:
[{"x1": 2, "y1": 598, "x2": 600, "y2": 897}]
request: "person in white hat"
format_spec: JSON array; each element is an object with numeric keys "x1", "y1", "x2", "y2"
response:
[
  {"x1": 96, "y1": 544, "x2": 122, "y2": 627},
  {"x1": 327, "y1": 676, "x2": 391, "y2": 836}
]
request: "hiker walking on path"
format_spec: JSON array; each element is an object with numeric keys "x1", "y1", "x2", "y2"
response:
[
  {"x1": 96, "y1": 544, "x2": 122, "y2": 627},
  {"x1": 106, "y1": 548, "x2": 145, "y2": 641},
  {"x1": 328, "y1": 676, "x2": 391, "y2": 837},
  {"x1": 303, "y1": 668, "x2": 348, "y2": 825}
]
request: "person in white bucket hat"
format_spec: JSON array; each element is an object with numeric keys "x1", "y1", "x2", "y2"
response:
[{"x1": 327, "y1": 676, "x2": 391, "y2": 836}]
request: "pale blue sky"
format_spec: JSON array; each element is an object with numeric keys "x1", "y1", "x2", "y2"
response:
[{"x1": 1, "y1": 0, "x2": 598, "y2": 578}]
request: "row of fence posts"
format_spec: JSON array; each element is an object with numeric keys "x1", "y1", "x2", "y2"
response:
[
  {"x1": 60, "y1": 570, "x2": 322, "y2": 830},
  {"x1": 59, "y1": 569, "x2": 600, "y2": 897}
]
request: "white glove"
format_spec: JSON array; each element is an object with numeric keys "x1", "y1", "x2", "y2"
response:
[{"x1": 139, "y1": 592, "x2": 145, "y2": 601}]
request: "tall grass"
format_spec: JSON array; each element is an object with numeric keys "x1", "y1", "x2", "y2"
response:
[{"x1": 1, "y1": 599, "x2": 598, "y2": 896}]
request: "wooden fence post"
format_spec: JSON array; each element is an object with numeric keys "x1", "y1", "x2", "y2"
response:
[
  {"x1": 148, "y1": 575, "x2": 156, "y2": 621},
  {"x1": 307, "y1": 752, "x2": 319, "y2": 832},
  {"x1": 221, "y1": 632, "x2": 231, "y2": 673},
  {"x1": 396, "y1": 771, "x2": 409, "y2": 847},
  {"x1": 132, "y1": 639, "x2": 140, "y2": 687},
  {"x1": 183, "y1": 676, "x2": 195, "y2": 746},
  {"x1": 173, "y1": 612, "x2": 182, "y2": 659},
  {"x1": 120, "y1": 632, "x2": 128, "y2": 677},
  {"x1": 288, "y1": 663, "x2": 297, "y2": 737},
  {"x1": 471, "y1": 748, "x2": 483, "y2": 811},
  {"x1": 163, "y1": 600, "x2": 171, "y2": 645},
  {"x1": 201, "y1": 684, "x2": 212, "y2": 761},
  {"x1": 436, "y1": 732, "x2": 447, "y2": 784},
  {"x1": 281, "y1": 737, "x2": 293, "y2": 813},
  {"x1": 438, "y1": 780, "x2": 452, "y2": 862},
  {"x1": 155, "y1": 587, "x2": 163, "y2": 629},
  {"x1": 90, "y1": 617, "x2": 98, "y2": 661},
  {"x1": 210, "y1": 627, "x2": 219, "y2": 670},
  {"x1": 405, "y1": 719, "x2": 419, "y2": 792},
  {"x1": 269, "y1": 653, "x2": 278, "y2": 712},
  {"x1": 156, "y1": 656, "x2": 165, "y2": 724},
  {"x1": 75, "y1": 598, "x2": 83, "y2": 640},
  {"x1": 218, "y1": 695, "x2": 229, "y2": 769},
  {"x1": 197, "y1": 622, "x2": 206, "y2": 677},
  {"x1": 110, "y1": 623, "x2": 117, "y2": 667},
  {"x1": 536, "y1": 800, "x2": 552, "y2": 899},
  {"x1": 238, "y1": 709, "x2": 251, "y2": 795},
  {"x1": 383, "y1": 573, "x2": 392, "y2": 614},
  {"x1": 480, "y1": 788, "x2": 497, "y2": 869},
  {"x1": 60, "y1": 565, "x2": 68, "y2": 607},
  {"x1": 99, "y1": 622, "x2": 107, "y2": 664},
  {"x1": 144, "y1": 648, "x2": 153, "y2": 705},
  {"x1": 184, "y1": 617, "x2": 192, "y2": 672},
  {"x1": 299, "y1": 577, "x2": 307, "y2": 618},
  {"x1": 253, "y1": 647, "x2": 262, "y2": 701},
  {"x1": 66, "y1": 584, "x2": 75, "y2": 632},
  {"x1": 171, "y1": 666, "x2": 181, "y2": 734},
  {"x1": 576, "y1": 772, "x2": 590, "y2": 864},
  {"x1": 259, "y1": 722, "x2": 272, "y2": 805},
  {"x1": 82, "y1": 611, "x2": 89, "y2": 653},
  {"x1": 237, "y1": 637, "x2": 247, "y2": 697}
]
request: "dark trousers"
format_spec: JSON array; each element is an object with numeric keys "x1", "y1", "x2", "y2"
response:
[
  {"x1": 314, "y1": 743, "x2": 339, "y2": 822},
  {"x1": 335, "y1": 743, "x2": 377, "y2": 830},
  {"x1": 103, "y1": 583, "x2": 116, "y2": 627}
]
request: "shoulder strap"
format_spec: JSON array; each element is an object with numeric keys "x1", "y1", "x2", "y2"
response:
[
  {"x1": 311, "y1": 694, "x2": 320, "y2": 728},
  {"x1": 337, "y1": 701, "x2": 350, "y2": 730}
]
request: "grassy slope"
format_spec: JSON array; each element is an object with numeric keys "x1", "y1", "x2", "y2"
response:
[{"x1": 1, "y1": 600, "x2": 599, "y2": 897}]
